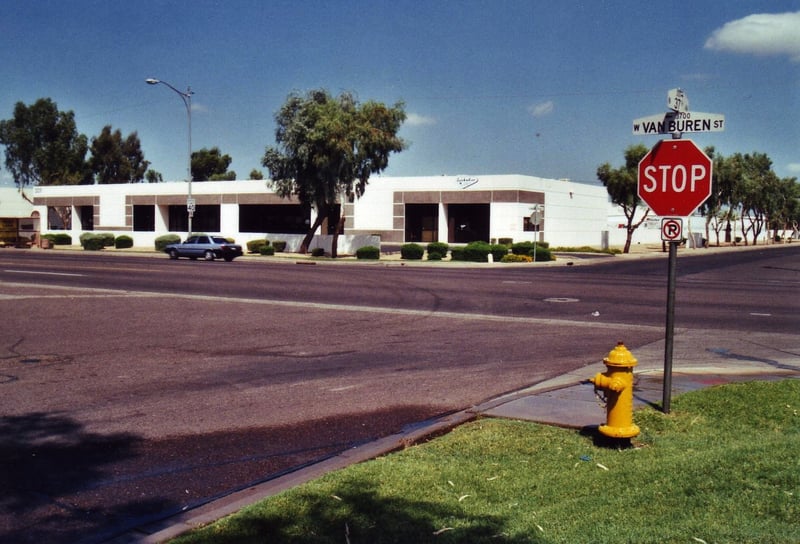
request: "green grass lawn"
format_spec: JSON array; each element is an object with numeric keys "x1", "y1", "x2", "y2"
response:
[{"x1": 172, "y1": 379, "x2": 799, "y2": 543}]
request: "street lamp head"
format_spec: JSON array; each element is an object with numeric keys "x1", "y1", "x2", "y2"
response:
[{"x1": 145, "y1": 78, "x2": 160, "y2": 85}]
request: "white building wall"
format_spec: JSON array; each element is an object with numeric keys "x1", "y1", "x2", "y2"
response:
[
  {"x1": 99, "y1": 192, "x2": 127, "y2": 228},
  {"x1": 30, "y1": 176, "x2": 619, "y2": 249},
  {"x1": 352, "y1": 180, "x2": 395, "y2": 231},
  {"x1": 353, "y1": 174, "x2": 610, "y2": 247},
  {"x1": 220, "y1": 203, "x2": 240, "y2": 234}
]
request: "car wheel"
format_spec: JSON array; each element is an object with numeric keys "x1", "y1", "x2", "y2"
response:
[
  {"x1": 204, "y1": 250, "x2": 215, "y2": 261},
  {"x1": 168, "y1": 249, "x2": 179, "y2": 260}
]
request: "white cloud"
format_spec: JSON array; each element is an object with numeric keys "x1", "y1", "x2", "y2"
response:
[
  {"x1": 405, "y1": 112, "x2": 436, "y2": 126},
  {"x1": 528, "y1": 100, "x2": 554, "y2": 118},
  {"x1": 705, "y1": 11, "x2": 800, "y2": 61},
  {"x1": 787, "y1": 163, "x2": 800, "y2": 173}
]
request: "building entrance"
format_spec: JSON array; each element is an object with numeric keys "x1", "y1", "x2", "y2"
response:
[
  {"x1": 405, "y1": 204, "x2": 438, "y2": 242},
  {"x1": 447, "y1": 203, "x2": 489, "y2": 243}
]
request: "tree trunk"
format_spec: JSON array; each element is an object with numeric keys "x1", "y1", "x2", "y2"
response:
[
  {"x1": 300, "y1": 212, "x2": 326, "y2": 254},
  {"x1": 623, "y1": 228, "x2": 633, "y2": 254},
  {"x1": 331, "y1": 214, "x2": 345, "y2": 258}
]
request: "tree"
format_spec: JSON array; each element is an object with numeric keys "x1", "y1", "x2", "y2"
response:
[
  {"x1": 89, "y1": 125, "x2": 150, "y2": 183},
  {"x1": 145, "y1": 169, "x2": 163, "y2": 183},
  {"x1": 596, "y1": 144, "x2": 649, "y2": 253},
  {"x1": 248, "y1": 169, "x2": 264, "y2": 180},
  {"x1": 0, "y1": 98, "x2": 90, "y2": 186},
  {"x1": 727, "y1": 152, "x2": 780, "y2": 245},
  {"x1": 191, "y1": 147, "x2": 235, "y2": 181},
  {"x1": 770, "y1": 176, "x2": 799, "y2": 241},
  {"x1": 262, "y1": 89, "x2": 406, "y2": 255}
]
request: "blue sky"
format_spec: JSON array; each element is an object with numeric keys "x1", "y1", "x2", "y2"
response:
[{"x1": 1, "y1": 1, "x2": 798, "y2": 187}]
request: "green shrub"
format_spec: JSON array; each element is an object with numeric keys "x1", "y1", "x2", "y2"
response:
[
  {"x1": 462, "y1": 241, "x2": 492, "y2": 262},
  {"x1": 311, "y1": 247, "x2": 325, "y2": 257},
  {"x1": 450, "y1": 241, "x2": 508, "y2": 262},
  {"x1": 401, "y1": 243, "x2": 424, "y2": 260},
  {"x1": 43, "y1": 233, "x2": 72, "y2": 245},
  {"x1": 155, "y1": 234, "x2": 181, "y2": 252},
  {"x1": 272, "y1": 240, "x2": 287, "y2": 252},
  {"x1": 114, "y1": 235, "x2": 133, "y2": 249},
  {"x1": 501, "y1": 253, "x2": 532, "y2": 263},
  {"x1": 498, "y1": 237, "x2": 513, "y2": 247},
  {"x1": 490, "y1": 243, "x2": 508, "y2": 262},
  {"x1": 356, "y1": 245, "x2": 380, "y2": 260},
  {"x1": 99, "y1": 233, "x2": 116, "y2": 247},
  {"x1": 260, "y1": 245, "x2": 275, "y2": 256},
  {"x1": 426, "y1": 242, "x2": 449, "y2": 260},
  {"x1": 531, "y1": 246, "x2": 554, "y2": 262},
  {"x1": 81, "y1": 233, "x2": 104, "y2": 251},
  {"x1": 511, "y1": 241, "x2": 549, "y2": 255},
  {"x1": 247, "y1": 239, "x2": 269, "y2": 253}
]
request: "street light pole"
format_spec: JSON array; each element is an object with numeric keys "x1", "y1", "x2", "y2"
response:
[{"x1": 146, "y1": 78, "x2": 194, "y2": 236}]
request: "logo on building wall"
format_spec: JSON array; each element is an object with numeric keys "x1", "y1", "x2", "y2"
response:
[{"x1": 456, "y1": 176, "x2": 479, "y2": 189}]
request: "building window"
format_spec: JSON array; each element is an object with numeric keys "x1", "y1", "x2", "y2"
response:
[
  {"x1": 523, "y1": 217, "x2": 542, "y2": 232},
  {"x1": 169, "y1": 204, "x2": 220, "y2": 232},
  {"x1": 405, "y1": 204, "x2": 438, "y2": 242},
  {"x1": 448, "y1": 203, "x2": 489, "y2": 243},
  {"x1": 47, "y1": 207, "x2": 71, "y2": 230},
  {"x1": 239, "y1": 204, "x2": 309, "y2": 234},
  {"x1": 133, "y1": 205, "x2": 155, "y2": 231}
]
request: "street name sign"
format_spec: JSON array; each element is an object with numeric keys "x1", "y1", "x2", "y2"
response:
[
  {"x1": 638, "y1": 139, "x2": 713, "y2": 217},
  {"x1": 632, "y1": 111, "x2": 725, "y2": 135}
]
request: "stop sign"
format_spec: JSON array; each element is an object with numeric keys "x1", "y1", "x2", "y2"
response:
[{"x1": 638, "y1": 139, "x2": 712, "y2": 216}]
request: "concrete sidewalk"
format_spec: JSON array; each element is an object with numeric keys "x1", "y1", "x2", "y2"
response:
[{"x1": 481, "y1": 330, "x2": 800, "y2": 428}]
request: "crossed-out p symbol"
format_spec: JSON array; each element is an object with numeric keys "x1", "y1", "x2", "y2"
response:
[{"x1": 661, "y1": 218, "x2": 683, "y2": 242}]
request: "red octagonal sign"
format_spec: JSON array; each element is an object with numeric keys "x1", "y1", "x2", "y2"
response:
[{"x1": 638, "y1": 139, "x2": 712, "y2": 217}]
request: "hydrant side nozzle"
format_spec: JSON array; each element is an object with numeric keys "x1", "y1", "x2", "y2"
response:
[{"x1": 591, "y1": 373, "x2": 625, "y2": 393}]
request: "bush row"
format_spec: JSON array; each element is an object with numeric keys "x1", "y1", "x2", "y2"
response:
[
  {"x1": 246, "y1": 239, "x2": 287, "y2": 254},
  {"x1": 42, "y1": 233, "x2": 73, "y2": 245},
  {"x1": 42, "y1": 233, "x2": 554, "y2": 262},
  {"x1": 400, "y1": 242, "x2": 450, "y2": 261},
  {"x1": 448, "y1": 241, "x2": 554, "y2": 262},
  {"x1": 77, "y1": 232, "x2": 134, "y2": 251}
]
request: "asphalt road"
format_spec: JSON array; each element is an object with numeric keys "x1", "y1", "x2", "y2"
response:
[{"x1": 0, "y1": 245, "x2": 798, "y2": 543}]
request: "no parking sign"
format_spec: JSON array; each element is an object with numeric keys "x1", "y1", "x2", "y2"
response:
[{"x1": 661, "y1": 218, "x2": 683, "y2": 242}]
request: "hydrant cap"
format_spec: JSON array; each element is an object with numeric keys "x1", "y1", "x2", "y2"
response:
[{"x1": 604, "y1": 342, "x2": 638, "y2": 368}]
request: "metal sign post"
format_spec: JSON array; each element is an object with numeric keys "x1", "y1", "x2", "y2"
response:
[
  {"x1": 529, "y1": 205, "x2": 543, "y2": 262},
  {"x1": 633, "y1": 89, "x2": 723, "y2": 414}
]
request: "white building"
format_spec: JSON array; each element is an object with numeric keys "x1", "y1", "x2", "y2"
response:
[
  {"x1": 0, "y1": 187, "x2": 41, "y2": 246},
  {"x1": 28, "y1": 175, "x2": 619, "y2": 251}
]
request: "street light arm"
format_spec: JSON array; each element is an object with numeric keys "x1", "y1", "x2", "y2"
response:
[{"x1": 146, "y1": 78, "x2": 193, "y2": 111}]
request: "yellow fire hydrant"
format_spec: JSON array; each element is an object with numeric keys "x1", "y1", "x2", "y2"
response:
[{"x1": 589, "y1": 342, "x2": 640, "y2": 439}]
